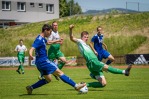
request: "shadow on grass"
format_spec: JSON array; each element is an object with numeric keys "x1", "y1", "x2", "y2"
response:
[
  {"x1": 20, "y1": 93, "x2": 73, "y2": 96},
  {"x1": 19, "y1": 94, "x2": 49, "y2": 96}
]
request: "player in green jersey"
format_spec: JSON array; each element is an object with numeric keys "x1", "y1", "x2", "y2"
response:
[
  {"x1": 15, "y1": 39, "x2": 27, "y2": 74},
  {"x1": 69, "y1": 24, "x2": 132, "y2": 88},
  {"x1": 47, "y1": 21, "x2": 67, "y2": 70}
]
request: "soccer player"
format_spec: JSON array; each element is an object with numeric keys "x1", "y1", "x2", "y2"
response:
[
  {"x1": 26, "y1": 24, "x2": 86, "y2": 95},
  {"x1": 38, "y1": 21, "x2": 68, "y2": 80},
  {"x1": 48, "y1": 21, "x2": 67, "y2": 70},
  {"x1": 89, "y1": 26, "x2": 115, "y2": 79},
  {"x1": 69, "y1": 24, "x2": 132, "y2": 88},
  {"x1": 15, "y1": 39, "x2": 27, "y2": 74},
  {"x1": 90, "y1": 26, "x2": 115, "y2": 65}
]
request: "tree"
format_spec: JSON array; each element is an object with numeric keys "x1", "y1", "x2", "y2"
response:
[
  {"x1": 59, "y1": 0, "x2": 69, "y2": 17},
  {"x1": 59, "y1": 0, "x2": 82, "y2": 17}
]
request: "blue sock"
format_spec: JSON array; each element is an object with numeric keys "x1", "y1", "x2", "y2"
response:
[
  {"x1": 31, "y1": 79, "x2": 48, "y2": 89},
  {"x1": 106, "y1": 60, "x2": 112, "y2": 65},
  {"x1": 60, "y1": 74, "x2": 76, "y2": 87}
]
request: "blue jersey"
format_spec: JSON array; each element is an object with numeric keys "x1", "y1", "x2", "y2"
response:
[
  {"x1": 91, "y1": 34, "x2": 110, "y2": 61},
  {"x1": 91, "y1": 34, "x2": 104, "y2": 53},
  {"x1": 32, "y1": 35, "x2": 48, "y2": 63}
]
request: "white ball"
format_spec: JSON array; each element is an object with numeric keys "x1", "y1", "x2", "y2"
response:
[{"x1": 79, "y1": 85, "x2": 88, "y2": 94}]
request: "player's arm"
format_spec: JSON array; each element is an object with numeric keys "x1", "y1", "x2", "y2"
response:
[
  {"x1": 25, "y1": 46, "x2": 27, "y2": 52},
  {"x1": 89, "y1": 42, "x2": 98, "y2": 56},
  {"x1": 14, "y1": 46, "x2": 19, "y2": 52},
  {"x1": 102, "y1": 42, "x2": 107, "y2": 50},
  {"x1": 29, "y1": 47, "x2": 35, "y2": 60},
  {"x1": 47, "y1": 39, "x2": 63, "y2": 45},
  {"x1": 69, "y1": 24, "x2": 77, "y2": 43}
]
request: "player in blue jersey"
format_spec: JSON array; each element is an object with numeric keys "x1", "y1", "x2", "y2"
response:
[
  {"x1": 90, "y1": 26, "x2": 115, "y2": 65},
  {"x1": 89, "y1": 26, "x2": 115, "y2": 79},
  {"x1": 26, "y1": 24, "x2": 86, "y2": 95}
]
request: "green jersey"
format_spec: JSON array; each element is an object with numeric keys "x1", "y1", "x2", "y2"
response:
[
  {"x1": 15, "y1": 45, "x2": 27, "y2": 55},
  {"x1": 76, "y1": 39, "x2": 105, "y2": 76},
  {"x1": 76, "y1": 39, "x2": 97, "y2": 62}
]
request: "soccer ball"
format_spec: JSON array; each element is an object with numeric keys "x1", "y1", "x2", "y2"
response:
[{"x1": 79, "y1": 85, "x2": 88, "y2": 94}]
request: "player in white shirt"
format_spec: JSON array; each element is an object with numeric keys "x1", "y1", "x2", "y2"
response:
[{"x1": 15, "y1": 39, "x2": 27, "y2": 74}]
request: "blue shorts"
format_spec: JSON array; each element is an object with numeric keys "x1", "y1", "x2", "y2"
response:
[
  {"x1": 97, "y1": 50, "x2": 110, "y2": 61},
  {"x1": 35, "y1": 59, "x2": 58, "y2": 76}
]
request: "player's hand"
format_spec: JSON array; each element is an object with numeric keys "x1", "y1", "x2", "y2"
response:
[
  {"x1": 30, "y1": 56, "x2": 34, "y2": 60},
  {"x1": 95, "y1": 51, "x2": 98, "y2": 56},
  {"x1": 69, "y1": 24, "x2": 74, "y2": 29}
]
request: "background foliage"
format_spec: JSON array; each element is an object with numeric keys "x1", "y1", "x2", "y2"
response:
[
  {"x1": 0, "y1": 12, "x2": 149, "y2": 57},
  {"x1": 59, "y1": 0, "x2": 82, "y2": 17}
]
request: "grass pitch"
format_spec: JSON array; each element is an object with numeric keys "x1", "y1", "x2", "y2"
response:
[{"x1": 0, "y1": 66, "x2": 149, "y2": 99}]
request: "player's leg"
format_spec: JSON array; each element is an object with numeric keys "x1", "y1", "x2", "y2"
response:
[
  {"x1": 16, "y1": 55, "x2": 21, "y2": 74},
  {"x1": 87, "y1": 71, "x2": 106, "y2": 88},
  {"x1": 47, "y1": 50, "x2": 60, "y2": 80},
  {"x1": 20, "y1": 55, "x2": 25, "y2": 74},
  {"x1": 53, "y1": 69, "x2": 86, "y2": 91},
  {"x1": 103, "y1": 50, "x2": 115, "y2": 65},
  {"x1": 103, "y1": 64, "x2": 132, "y2": 76},
  {"x1": 26, "y1": 61, "x2": 53, "y2": 95},
  {"x1": 26, "y1": 74, "x2": 52, "y2": 95},
  {"x1": 106, "y1": 55, "x2": 115, "y2": 65},
  {"x1": 57, "y1": 50, "x2": 67, "y2": 69}
]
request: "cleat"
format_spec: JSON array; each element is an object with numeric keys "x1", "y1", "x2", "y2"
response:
[
  {"x1": 26, "y1": 86, "x2": 33, "y2": 95},
  {"x1": 125, "y1": 64, "x2": 132, "y2": 76},
  {"x1": 90, "y1": 73, "x2": 96, "y2": 80},
  {"x1": 22, "y1": 72, "x2": 25, "y2": 74},
  {"x1": 75, "y1": 82, "x2": 86, "y2": 91},
  {"x1": 16, "y1": 70, "x2": 21, "y2": 74},
  {"x1": 53, "y1": 74, "x2": 59, "y2": 81}
]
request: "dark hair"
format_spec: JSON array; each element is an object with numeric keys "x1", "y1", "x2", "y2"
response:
[
  {"x1": 81, "y1": 31, "x2": 89, "y2": 38},
  {"x1": 42, "y1": 24, "x2": 52, "y2": 32},
  {"x1": 19, "y1": 39, "x2": 23, "y2": 42},
  {"x1": 96, "y1": 26, "x2": 102, "y2": 31}
]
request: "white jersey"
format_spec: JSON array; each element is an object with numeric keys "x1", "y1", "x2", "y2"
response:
[
  {"x1": 48, "y1": 31, "x2": 60, "y2": 41},
  {"x1": 15, "y1": 45, "x2": 27, "y2": 53}
]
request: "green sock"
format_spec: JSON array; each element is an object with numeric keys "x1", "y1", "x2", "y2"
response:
[
  {"x1": 17, "y1": 65, "x2": 21, "y2": 71},
  {"x1": 87, "y1": 82, "x2": 105, "y2": 88},
  {"x1": 20, "y1": 65, "x2": 24, "y2": 72},
  {"x1": 58, "y1": 62, "x2": 65, "y2": 70},
  {"x1": 107, "y1": 66, "x2": 123, "y2": 74}
]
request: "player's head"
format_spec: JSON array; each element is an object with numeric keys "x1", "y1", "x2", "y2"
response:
[
  {"x1": 97, "y1": 26, "x2": 103, "y2": 34},
  {"x1": 19, "y1": 39, "x2": 23, "y2": 46},
  {"x1": 52, "y1": 21, "x2": 58, "y2": 32},
  {"x1": 81, "y1": 31, "x2": 89, "y2": 42},
  {"x1": 42, "y1": 24, "x2": 52, "y2": 37}
]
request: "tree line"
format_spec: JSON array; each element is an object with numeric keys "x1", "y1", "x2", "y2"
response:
[{"x1": 59, "y1": 0, "x2": 82, "y2": 17}]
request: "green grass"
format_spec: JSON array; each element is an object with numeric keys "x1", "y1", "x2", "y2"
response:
[{"x1": 0, "y1": 67, "x2": 149, "y2": 99}]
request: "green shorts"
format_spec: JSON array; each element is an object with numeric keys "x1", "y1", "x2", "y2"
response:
[
  {"x1": 48, "y1": 44, "x2": 64, "y2": 60},
  {"x1": 17, "y1": 53, "x2": 25, "y2": 63},
  {"x1": 86, "y1": 58, "x2": 105, "y2": 76}
]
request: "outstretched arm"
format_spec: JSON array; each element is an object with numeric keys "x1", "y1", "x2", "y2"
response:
[{"x1": 69, "y1": 24, "x2": 77, "y2": 43}]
